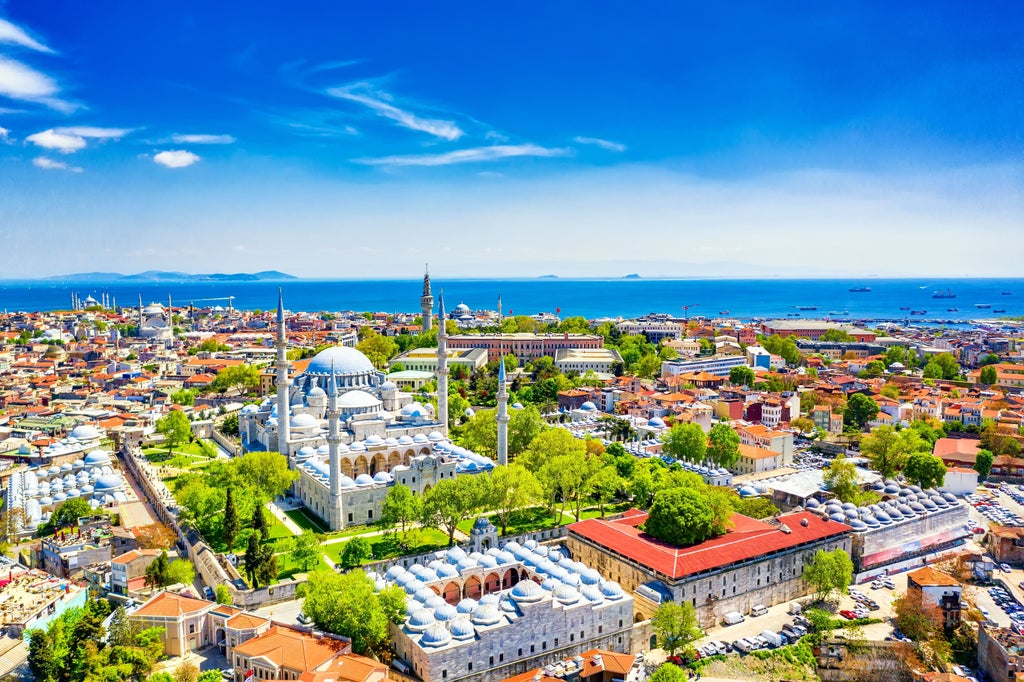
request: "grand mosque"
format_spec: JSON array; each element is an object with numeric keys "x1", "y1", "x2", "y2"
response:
[{"x1": 239, "y1": 280, "x2": 504, "y2": 531}]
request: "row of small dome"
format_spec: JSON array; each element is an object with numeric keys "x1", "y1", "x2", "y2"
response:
[
  {"x1": 805, "y1": 489, "x2": 960, "y2": 529},
  {"x1": 301, "y1": 459, "x2": 394, "y2": 488},
  {"x1": 294, "y1": 431, "x2": 448, "y2": 457}
]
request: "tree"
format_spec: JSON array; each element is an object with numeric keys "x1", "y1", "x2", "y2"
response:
[
  {"x1": 209, "y1": 364, "x2": 261, "y2": 394},
  {"x1": 223, "y1": 487, "x2": 239, "y2": 551},
  {"x1": 303, "y1": 570, "x2": 405, "y2": 656},
  {"x1": 589, "y1": 465, "x2": 624, "y2": 518},
  {"x1": 661, "y1": 422, "x2": 707, "y2": 464},
  {"x1": 843, "y1": 393, "x2": 879, "y2": 430},
  {"x1": 792, "y1": 416, "x2": 815, "y2": 433},
  {"x1": 340, "y1": 537, "x2": 372, "y2": 568},
  {"x1": 421, "y1": 478, "x2": 475, "y2": 546},
  {"x1": 518, "y1": 427, "x2": 585, "y2": 473},
  {"x1": 803, "y1": 548, "x2": 854, "y2": 602},
  {"x1": 156, "y1": 409, "x2": 191, "y2": 454},
  {"x1": 922, "y1": 361, "x2": 943, "y2": 379},
  {"x1": 823, "y1": 455, "x2": 860, "y2": 503},
  {"x1": 706, "y1": 423, "x2": 741, "y2": 468},
  {"x1": 108, "y1": 605, "x2": 136, "y2": 647},
  {"x1": 27, "y1": 627, "x2": 59, "y2": 682},
  {"x1": 903, "y1": 453, "x2": 947, "y2": 489},
  {"x1": 251, "y1": 505, "x2": 269, "y2": 541},
  {"x1": 221, "y1": 413, "x2": 240, "y2": 436},
  {"x1": 356, "y1": 332, "x2": 399, "y2": 369},
  {"x1": 234, "y1": 451, "x2": 299, "y2": 501},
  {"x1": 145, "y1": 551, "x2": 169, "y2": 588},
  {"x1": 932, "y1": 352, "x2": 961, "y2": 380},
  {"x1": 643, "y1": 487, "x2": 715, "y2": 546},
  {"x1": 649, "y1": 664, "x2": 689, "y2": 682},
  {"x1": 651, "y1": 601, "x2": 702, "y2": 656},
  {"x1": 975, "y1": 449, "x2": 994, "y2": 482},
  {"x1": 820, "y1": 328, "x2": 855, "y2": 342},
  {"x1": 729, "y1": 365, "x2": 755, "y2": 386},
  {"x1": 861, "y1": 425, "x2": 926, "y2": 478},
  {"x1": 760, "y1": 334, "x2": 802, "y2": 365},
  {"x1": 736, "y1": 497, "x2": 779, "y2": 519},
  {"x1": 381, "y1": 484, "x2": 422, "y2": 537},
  {"x1": 164, "y1": 558, "x2": 195, "y2": 586},
  {"x1": 893, "y1": 592, "x2": 943, "y2": 641},
  {"x1": 215, "y1": 584, "x2": 233, "y2": 605},
  {"x1": 134, "y1": 523, "x2": 177, "y2": 549},
  {"x1": 244, "y1": 534, "x2": 262, "y2": 587},
  {"x1": 50, "y1": 497, "x2": 93, "y2": 529},
  {"x1": 488, "y1": 465, "x2": 543, "y2": 534},
  {"x1": 881, "y1": 383, "x2": 901, "y2": 400},
  {"x1": 170, "y1": 389, "x2": 197, "y2": 406},
  {"x1": 291, "y1": 531, "x2": 322, "y2": 572},
  {"x1": 980, "y1": 365, "x2": 998, "y2": 385},
  {"x1": 174, "y1": 661, "x2": 199, "y2": 682},
  {"x1": 256, "y1": 543, "x2": 277, "y2": 586}
]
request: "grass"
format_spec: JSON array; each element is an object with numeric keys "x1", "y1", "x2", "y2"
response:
[
  {"x1": 285, "y1": 508, "x2": 329, "y2": 534},
  {"x1": 323, "y1": 527, "x2": 451, "y2": 564},
  {"x1": 457, "y1": 506, "x2": 566, "y2": 536},
  {"x1": 275, "y1": 552, "x2": 330, "y2": 581}
]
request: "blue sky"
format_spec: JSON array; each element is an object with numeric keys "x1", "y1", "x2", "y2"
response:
[{"x1": 0, "y1": 1, "x2": 1021, "y2": 279}]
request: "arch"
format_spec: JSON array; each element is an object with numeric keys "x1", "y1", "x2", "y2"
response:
[
  {"x1": 340, "y1": 459, "x2": 354, "y2": 478},
  {"x1": 483, "y1": 572, "x2": 501, "y2": 594},
  {"x1": 502, "y1": 568, "x2": 519, "y2": 589},
  {"x1": 419, "y1": 447, "x2": 431, "y2": 455},
  {"x1": 354, "y1": 455, "x2": 370, "y2": 476},
  {"x1": 430, "y1": 585, "x2": 441, "y2": 596},
  {"x1": 442, "y1": 581, "x2": 461, "y2": 604},
  {"x1": 371, "y1": 453, "x2": 387, "y2": 475},
  {"x1": 403, "y1": 449, "x2": 415, "y2": 465},
  {"x1": 388, "y1": 451, "x2": 402, "y2": 470},
  {"x1": 520, "y1": 568, "x2": 530, "y2": 582},
  {"x1": 463, "y1": 575, "x2": 482, "y2": 599}
]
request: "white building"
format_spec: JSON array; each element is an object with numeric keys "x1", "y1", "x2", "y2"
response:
[
  {"x1": 660, "y1": 355, "x2": 747, "y2": 378},
  {"x1": 553, "y1": 348, "x2": 623, "y2": 375}
]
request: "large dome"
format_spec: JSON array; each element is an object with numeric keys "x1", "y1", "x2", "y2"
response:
[{"x1": 305, "y1": 346, "x2": 375, "y2": 377}]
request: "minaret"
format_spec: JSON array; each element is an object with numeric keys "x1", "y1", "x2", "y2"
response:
[
  {"x1": 496, "y1": 355, "x2": 509, "y2": 466},
  {"x1": 326, "y1": 361, "x2": 343, "y2": 530},
  {"x1": 420, "y1": 264, "x2": 434, "y2": 332},
  {"x1": 138, "y1": 294, "x2": 144, "y2": 332},
  {"x1": 276, "y1": 288, "x2": 291, "y2": 453},
  {"x1": 436, "y1": 289, "x2": 449, "y2": 431}
]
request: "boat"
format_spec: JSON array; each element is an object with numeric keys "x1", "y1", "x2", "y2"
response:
[
  {"x1": 797, "y1": 306, "x2": 817, "y2": 311},
  {"x1": 994, "y1": 309, "x2": 1007, "y2": 313},
  {"x1": 976, "y1": 303, "x2": 992, "y2": 309},
  {"x1": 910, "y1": 310, "x2": 927, "y2": 315},
  {"x1": 849, "y1": 286, "x2": 871, "y2": 293},
  {"x1": 1002, "y1": 291, "x2": 1012, "y2": 295},
  {"x1": 718, "y1": 310, "x2": 730, "y2": 315},
  {"x1": 828, "y1": 310, "x2": 849, "y2": 315},
  {"x1": 932, "y1": 289, "x2": 956, "y2": 299},
  {"x1": 899, "y1": 306, "x2": 910, "y2": 311},
  {"x1": 946, "y1": 307, "x2": 959, "y2": 312}
]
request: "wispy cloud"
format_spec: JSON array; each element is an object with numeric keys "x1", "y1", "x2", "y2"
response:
[
  {"x1": 0, "y1": 56, "x2": 72, "y2": 111},
  {"x1": 33, "y1": 156, "x2": 82, "y2": 172},
  {"x1": 26, "y1": 126, "x2": 133, "y2": 153},
  {"x1": 0, "y1": 17, "x2": 54, "y2": 53},
  {"x1": 355, "y1": 144, "x2": 570, "y2": 167},
  {"x1": 327, "y1": 83, "x2": 463, "y2": 141},
  {"x1": 153, "y1": 150, "x2": 200, "y2": 168},
  {"x1": 574, "y1": 136, "x2": 627, "y2": 152},
  {"x1": 0, "y1": 126, "x2": 10, "y2": 143},
  {"x1": 171, "y1": 133, "x2": 235, "y2": 144}
]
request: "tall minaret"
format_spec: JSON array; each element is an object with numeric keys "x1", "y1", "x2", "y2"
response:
[
  {"x1": 436, "y1": 289, "x2": 449, "y2": 431},
  {"x1": 326, "y1": 361, "x2": 343, "y2": 530},
  {"x1": 138, "y1": 294, "x2": 144, "y2": 333},
  {"x1": 275, "y1": 288, "x2": 291, "y2": 453},
  {"x1": 420, "y1": 264, "x2": 434, "y2": 332},
  {"x1": 496, "y1": 355, "x2": 509, "y2": 466}
]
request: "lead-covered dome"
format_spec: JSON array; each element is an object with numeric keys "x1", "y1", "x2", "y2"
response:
[{"x1": 305, "y1": 346, "x2": 376, "y2": 377}]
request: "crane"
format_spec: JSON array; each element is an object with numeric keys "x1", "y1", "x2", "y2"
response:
[
  {"x1": 680, "y1": 303, "x2": 699, "y2": 325},
  {"x1": 188, "y1": 296, "x2": 236, "y2": 303}
]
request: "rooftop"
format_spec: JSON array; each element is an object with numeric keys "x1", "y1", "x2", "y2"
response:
[
  {"x1": 133, "y1": 591, "x2": 214, "y2": 619},
  {"x1": 233, "y1": 625, "x2": 350, "y2": 673},
  {"x1": 907, "y1": 566, "x2": 961, "y2": 588}
]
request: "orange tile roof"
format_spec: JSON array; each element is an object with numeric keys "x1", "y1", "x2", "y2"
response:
[
  {"x1": 297, "y1": 654, "x2": 386, "y2": 682},
  {"x1": 226, "y1": 613, "x2": 269, "y2": 630},
  {"x1": 908, "y1": 566, "x2": 960, "y2": 588},
  {"x1": 134, "y1": 591, "x2": 213, "y2": 618},
  {"x1": 233, "y1": 626, "x2": 348, "y2": 673}
]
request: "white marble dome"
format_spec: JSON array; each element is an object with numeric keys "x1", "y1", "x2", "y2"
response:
[
  {"x1": 305, "y1": 346, "x2": 376, "y2": 377},
  {"x1": 70, "y1": 424, "x2": 101, "y2": 440}
]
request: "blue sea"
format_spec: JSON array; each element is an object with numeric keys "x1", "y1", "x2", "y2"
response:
[{"x1": 1, "y1": 278, "x2": 1022, "y2": 322}]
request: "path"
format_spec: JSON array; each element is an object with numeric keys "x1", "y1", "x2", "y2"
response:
[{"x1": 266, "y1": 501, "x2": 304, "y2": 536}]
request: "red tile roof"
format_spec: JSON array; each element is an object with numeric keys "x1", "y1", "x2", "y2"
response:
[{"x1": 569, "y1": 510, "x2": 850, "y2": 581}]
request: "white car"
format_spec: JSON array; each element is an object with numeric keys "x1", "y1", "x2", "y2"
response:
[{"x1": 1002, "y1": 563, "x2": 1013, "y2": 573}]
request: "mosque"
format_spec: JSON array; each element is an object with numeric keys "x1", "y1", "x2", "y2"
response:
[
  {"x1": 137, "y1": 297, "x2": 173, "y2": 342},
  {"x1": 239, "y1": 286, "x2": 508, "y2": 531}
]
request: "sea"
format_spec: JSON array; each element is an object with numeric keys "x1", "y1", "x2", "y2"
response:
[{"x1": 1, "y1": 278, "x2": 1022, "y2": 323}]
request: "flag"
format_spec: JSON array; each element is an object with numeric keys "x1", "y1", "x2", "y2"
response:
[{"x1": 556, "y1": 307, "x2": 561, "y2": 314}]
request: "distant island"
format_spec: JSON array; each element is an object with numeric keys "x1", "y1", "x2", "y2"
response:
[
  {"x1": 622, "y1": 273, "x2": 641, "y2": 279},
  {"x1": 52, "y1": 270, "x2": 297, "y2": 282},
  {"x1": 537, "y1": 274, "x2": 559, "y2": 279}
]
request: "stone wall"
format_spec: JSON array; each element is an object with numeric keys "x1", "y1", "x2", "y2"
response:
[{"x1": 814, "y1": 640, "x2": 916, "y2": 682}]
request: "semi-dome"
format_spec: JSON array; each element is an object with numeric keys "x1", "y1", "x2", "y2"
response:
[
  {"x1": 511, "y1": 579, "x2": 544, "y2": 602},
  {"x1": 339, "y1": 390, "x2": 382, "y2": 410},
  {"x1": 305, "y1": 346, "x2": 376, "y2": 377},
  {"x1": 471, "y1": 604, "x2": 502, "y2": 626},
  {"x1": 70, "y1": 424, "x2": 100, "y2": 440},
  {"x1": 290, "y1": 413, "x2": 318, "y2": 429}
]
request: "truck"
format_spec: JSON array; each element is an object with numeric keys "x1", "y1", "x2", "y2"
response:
[
  {"x1": 788, "y1": 601, "x2": 803, "y2": 615},
  {"x1": 759, "y1": 630, "x2": 783, "y2": 648},
  {"x1": 723, "y1": 611, "x2": 745, "y2": 626}
]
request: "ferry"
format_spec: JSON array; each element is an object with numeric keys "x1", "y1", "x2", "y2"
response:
[
  {"x1": 828, "y1": 310, "x2": 849, "y2": 315},
  {"x1": 976, "y1": 303, "x2": 992, "y2": 309},
  {"x1": 718, "y1": 310, "x2": 730, "y2": 315},
  {"x1": 899, "y1": 306, "x2": 910, "y2": 311},
  {"x1": 848, "y1": 286, "x2": 871, "y2": 292},
  {"x1": 797, "y1": 306, "x2": 817, "y2": 311},
  {"x1": 994, "y1": 309, "x2": 1007, "y2": 313},
  {"x1": 946, "y1": 307, "x2": 959, "y2": 312},
  {"x1": 910, "y1": 310, "x2": 927, "y2": 315},
  {"x1": 932, "y1": 289, "x2": 956, "y2": 299},
  {"x1": 1002, "y1": 291, "x2": 1012, "y2": 295}
]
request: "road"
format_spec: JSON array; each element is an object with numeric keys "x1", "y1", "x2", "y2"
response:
[{"x1": 254, "y1": 597, "x2": 305, "y2": 625}]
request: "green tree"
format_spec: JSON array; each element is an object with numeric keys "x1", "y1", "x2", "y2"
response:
[
  {"x1": 244, "y1": 534, "x2": 263, "y2": 587},
  {"x1": 234, "y1": 451, "x2": 299, "y2": 501},
  {"x1": 932, "y1": 352, "x2": 961, "y2": 380},
  {"x1": 518, "y1": 427, "x2": 585, "y2": 473},
  {"x1": 903, "y1": 453, "x2": 947, "y2": 489},
  {"x1": 880, "y1": 383, "x2": 900, "y2": 400},
  {"x1": 340, "y1": 537, "x2": 372, "y2": 568},
  {"x1": 803, "y1": 548, "x2": 854, "y2": 602},
  {"x1": 215, "y1": 584, "x2": 233, "y2": 605},
  {"x1": 706, "y1": 423, "x2": 741, "y2": 468},
  {"x1": 164, "y1": 558, "x2": 195, "y2": 586},
  {"x1": 381, "y1": 484, "x2": 422, "y2": 537},
  {"x1": 302, "y1": 570, "x2": 405, "y2": 656},
  {"x1": 291, "y1": 531, "x2": 322, "y2": 571},
  {"x1": 729, "y1": 365, "x2": 756, "y2": 386},
  {"x1": 922, "y1": 361, "x2": 943, "y2": 379},
  {"x1": 107, "y1": 605, "x2": 136, "y2": 647},
  {"x1": 823, "y1": 455, "x2": 860, "y2": 503},
  {"x1": 211, "y1": 364, "x2": 261, "y2": 395},
  {"x1": 50, "y1": 497, "x2": 93, "y2": 529},
  {"x1": 27, "y1": 627, "x2": 59, "y2": 682},
  {"x1": 221, "y1": 413, "x2": 240, "y2": 436},
  {"x1": 421, "y1": 478, "x2": 476, "y2": 546},
  {"x1": 661, "y1": 422, "x2": 707, "y2": 464},
  {"x1": 170, "y1": 388, "x2": 197, "y2": 406},
  {"x1": 251, "y1": 505, "x2": 269, "y2": 541},
  {"x1": 356, "y1": 332, "x2": 399, "y2": 369},
  {"x1": 651, "y1": 601, "x2": 703, "y2": 656},
  {"x1": 589, "y1": 465, "x2": 624, "y2": 518},
  {"x1": 488, "y1": 465, "x2": 543, "y2": 534},
  {"x1": 820, "y1": 329, "x2": 855, "y2": 342},
  {"x1": 649, "y1": 664, "x2": 689, "y2": 682},
  {"x1": 860, "y1": 425, "x2": 925, "y2": 478},
  {"x1": 760, "y1": 335, "x2": 802, "y2": 365},
  {"x1": 145, "y1": 551, "x2": 169, "y2": 588},
  {"x1": 975, "y1": 449, "x2": 994, "y2": 482},
  {"x1": 223, "y1": 487, "x2": 239, "y2": 551},
  {"x1": 156, "y1": 409, "x2": 191, "y2": 454},
  {"x1": 843, "y1": 393, "x2": 879, "y2": 430},
  {"x1": 980, "y1": 365, "x2": 998, "y2": 385},
  {"x1": 736, "y1": 497, "x2": 779, "y2": 519},
  {"x1": 643, "y1": 487, "x2": 715, "y2": 546}
]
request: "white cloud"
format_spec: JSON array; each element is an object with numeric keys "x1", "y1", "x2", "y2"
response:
[
  {"x1": 33, "y1": 156, "x2": 82, "y2": 172},
  {"x1": 327, "y1": 83, "x2": 463, "y2": 141},
  {"x1": 574, "y1": 136, "x2": 627, "y2": 152},
  {"x1": 58, "y1": 126, "x2": 132, "y2": 139},
  {"x1": 26, "y1": 128, "x2": 86, "y2": 152},
  {"x1": 355, "y1": 144, "x2": 570, "y2": 167},
  {"x1": 172, "y1": 133, "x2": 235, "y2": 144},
  {"x1": 0, "y1": 17, "x2": 54, "y2": 53},
  {"x1": 0, "y1": 126, "x2": 10, "y2": 142},
  {"x1": 0, "y1": 56, "x2": 75, "y2": 112},
  {"x1": 153, "y1": 150, "x2": 200, "y2": 168}
]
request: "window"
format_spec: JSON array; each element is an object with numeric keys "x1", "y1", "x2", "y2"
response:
[
  {"x1": 599, "y1": 626, "x2": 603, "y2": 634},
  {"x1": 368, "y1": 510, "x2": 373, "y2": 519},
  {"x1": 530, "y1": 645, "x2": 535, "y2": 653},
  {"x1": 442, "y1": 674, "x2": 447, "y2": 680},
  {"x1": 468, "y1": 663, "x2": 473, "y2": 672},
  {"x1": 490, "y1": 656, "x2": 494, "y2": 665},
  {"x1": 518, "y1": 648, "x2": 522, "y2": 656},
  {"x1": 500, "y1": 654, "x2": 504, "y2": 662},
  {"x1": 554, "y1": 638, "x2": 559, "y2": 646},
  {"x1": 347, "y1": 513, "x2": 353, "y2": 522},
  {"x1": 543, "y1": 641, "x2": 547, "y2": 650}
]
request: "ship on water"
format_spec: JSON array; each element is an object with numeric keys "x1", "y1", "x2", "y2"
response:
[
  {"x1": 911, "y1": 309, "x2": 927, "y2": 315},
  {"x1": 932, "y1": 289, "x2": 956, "y2": 299},
  {"x1": 848, "y1": 286, "x2": 871, "y2": 292},
  {"x1": 976, "y1": 303, "x2": 992, "y2": 309}
]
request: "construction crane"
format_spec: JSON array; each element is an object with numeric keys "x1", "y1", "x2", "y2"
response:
[{"x1": 680, "y1": 303, "x2": 699, "y2": 325}]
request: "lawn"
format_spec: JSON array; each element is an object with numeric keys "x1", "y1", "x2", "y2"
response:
[
  {"x1": 457, "y1": 506, "x2": 570, "y2": 536},
  {"x1": 323, "y1": 528, "x2": 451, "y2": 565},
  {"x1": 274, "y1": 551, "x2": 330, "y2": 581},
  {"x1": 284, "y1": 508, "x2": 329, "y2": 534}
]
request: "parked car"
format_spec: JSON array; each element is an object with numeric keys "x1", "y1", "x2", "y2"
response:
[
  {"x1": 1001, "y1": 563, "x2": 1013, "y2": 573},
  {"x1": 839, "y1": 610, "x2": 857, "y2": 620},
  {"x1": 751, "y1": 604, "x2": 768, "y2": 617},
  {"x1": 723, "y1": 611, "x2": 745, "y2": 625}
]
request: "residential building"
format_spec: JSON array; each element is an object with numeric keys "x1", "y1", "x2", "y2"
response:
[
  {"x1": 906, "y1": 566, "x2": 962, "y2": 629},
  {"x1": 230, "y1": 625, "x2": 386, "y2": 682},
  {"x1": 730, "y1": 443, "x2": 785, "y2": 476},
  {"x1": 987, "y1": 526, "x2": 1024, "y2": 566},
  {"x1": 503, "y1": 649, "x2": 641, "y2": 682},
  {"x1": 969, "y1": 363, "x2": 1024, "y2": 388},
  {"x1": 447, "y1": 333, "x2": 604, "y2": 364},
  {"x1": 978, "y1": 625, "x2": 1024, "y2": 682},
  {"x1": 660, "y1": 355, "x2": 747, "y2": 379},
  {"x1": 110, "y1": 549, "x2": 164, "y2": 596},
  {"x1": 734, "y1": 424, "x2": 794, "y2": 465},
  {"x1": 553, "y1": 348, "x2": 623, "y2": 375},
  {"x1": 390, "y1": 347, "x2": 489, "y2": 375}
]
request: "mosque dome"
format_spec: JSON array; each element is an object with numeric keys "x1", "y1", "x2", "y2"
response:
[
  {"x1": 305, "y1": 346, "x2": 376, "y2": 377},
  {"x1": 456, "y1": 598, "x2": 478, "y2": 614},
  {"x1": 648, "y1": 417, "x2": 666, "y2": 428},
  {"x1": 511, "y1": 579, "x2": 544, "y2": 603},
  {"x1": 355, "y1": 474, "x2": 374, "y2": 486},
  {"x1": 455, "y1": 303, "x2": 471, "y2": 313},
  {"x1": 290, "y1": 413, "x2": 318, "y2": 429},
  {"x1": 381, "y1": 380, "x2": 398, "y2": 391},
  {"x1": 580, "y1": 401, "x2": 597, "y2": 411},
  {"x1": 581, "y1": 585, "x2": 604, "y2": 602},
  {"x1": 554, "y1": 585, "x2": 580, "y2": 604},
  {"x1": 420, "y1": 623, "x2": 452, "y2": 648},
  {"x1": 339, "y1": 391, "x2": 382, "y2": 410},
  {"x1": 83, "y1": 451, "x2": 111, "y2": 466},
  {"x1": 434, "y1": 604, "x2": 458, "y2": 622},
  {"x1": 94, "y1": 474, "x2": 124, "y2": 491},
  {"x1": 70, "y1": 425, "x2": 101, "y2": 440},
  {"x1": 407, "y1": 609, "x2": 435, "y2": 631},
  {"x1": 307, "y1": 386, "x2": 327, "y2": 399},
  {"x1": 449, "y1": 617, "x2": 475, "y2": 640},
  {"x1": 599, "y1": 581, "x2": 624, "y2": 599},
  {"x1": 471, "y1": 604, "x2": 502, "y2": 626}
]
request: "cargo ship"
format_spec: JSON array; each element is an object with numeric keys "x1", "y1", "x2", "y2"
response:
[
  {"x1": 932, "y1": 289, "x2": 956, "y2": 299},
  {"x1": 849, "y1": 286, "x2": 871, "y2": 292}
]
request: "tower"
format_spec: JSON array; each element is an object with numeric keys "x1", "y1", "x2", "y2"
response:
[
  {"x1": 420, "y1": 264, "x2": 434, "y2": 332},
  {"x1": 275, "y1": 288, "x2": 291, "y2": 453},
  {"x1": 326, "y1": 361, "x2": 343, "y2": 530},
  {"x1": 496, "y1": 355, "x2": 509, "y2": 466},
  {"x1": 436, "y1": 289, "x2": 449, "y2": 431},
  {"x1": 138, "y1": 294, "x2": 144, "y2": 332}
]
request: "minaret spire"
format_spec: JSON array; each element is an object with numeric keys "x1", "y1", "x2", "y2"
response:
[
  {"x1": 420, "y1": 263, "x2": 434, "y2": 332},
  {"x1": 276, "y1": 288, "x2": 291, "y2": 453},
  {"x1": 496, "y1": 354, "x2": 509, "y2": 466},
  {"x1": 326, "y1": 359, "x2": 343, "y2": 530},
  {"x1": 138, "y1": 294, "x2": 144, "y2": 334},
  {"x1": 436, "y1": 289, "x2": 449, "y2": 431}
]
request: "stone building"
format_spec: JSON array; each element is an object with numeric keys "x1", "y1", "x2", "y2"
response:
[
  {"x1": 380, "y1": 537, "x2": 638, "y2": 682},
  {"x1": 906, "y1": 566, "x2": 962, "y2": 630},
  {"x1": 979, "y1": 624, "x2": 1024, "y2": 682},
  {"x1": 566, "y1": 509, "x2": 851, "y2": 628}
]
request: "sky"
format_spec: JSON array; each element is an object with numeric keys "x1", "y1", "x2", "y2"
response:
[{"x1": 0, "y1": 1, "x2": 1021, "y2": 279}]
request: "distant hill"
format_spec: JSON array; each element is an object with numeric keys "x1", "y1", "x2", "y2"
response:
[
  {"x1": 537, "y1": 274, "x2": 559, "y2": 279},
  {"x1": 622, "y1": 273, "x2": 641, "y2": 279},
  {"x1": 52, "y1": 270, "x2": 297, "y2": 282}
]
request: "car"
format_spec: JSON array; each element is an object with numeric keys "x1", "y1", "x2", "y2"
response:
[
  {"x1": 870, "y1": 580, "x2": 883, "y2": 589},
  {"x1": 297, "y1": 613, "x2": 313, "y2": 625},
  {"x1": 203, "y1": 586, "x2": 215, "y2": 600},
  {"x1": 882, "y1": 578, "x2": 896, "y2": 589},
  {"x1": 1002, "y1": 563, "x2": 1014, "y2": 573},
  {"x1": 839, "y1": 610, "x2": 857, "y2": 620},
  {"x1": 221, "y1": 670, "x2": 235, "y2": 681},
  {"x1": 979, "y1": 607, "x2": 990, "y2": 617}
]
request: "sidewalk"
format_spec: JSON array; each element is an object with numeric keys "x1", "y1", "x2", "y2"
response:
[{"x1": 267, "y1": 501, "x2": 304, "y2": 536}]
